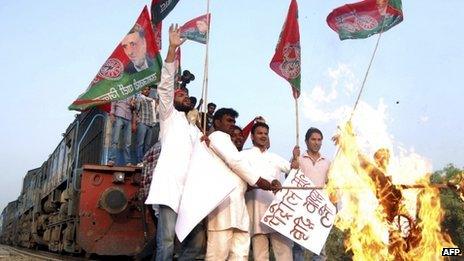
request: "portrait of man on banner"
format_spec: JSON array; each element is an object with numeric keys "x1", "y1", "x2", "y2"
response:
[{"x1": 122, "y1": 23, "x2": 156, "y2": 74}]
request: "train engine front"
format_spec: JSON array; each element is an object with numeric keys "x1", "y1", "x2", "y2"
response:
[{"x1": 76, "y1": 164, "x2": 154, "y2": 256}]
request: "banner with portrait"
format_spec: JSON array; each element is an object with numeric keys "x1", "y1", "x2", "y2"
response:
[{"x1": 69, "y1": 6, "x2": 162, "y2": 111}]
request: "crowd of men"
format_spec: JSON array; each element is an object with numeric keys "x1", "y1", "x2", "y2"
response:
[{"x1": 111, "y1": 25, "x2": 332, "y2": 261}]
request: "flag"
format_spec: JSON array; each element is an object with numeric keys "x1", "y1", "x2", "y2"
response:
[
  {"x1": 151, "y1": 0, "x2": 180, "y2": 24},
  {"x1": 175, "y1": 47, "x2": 181, "y2": 77},
  {"x1": 180, "y1": 14, "x2": 211, "y2": 44},
  {"x1": 69, "y1": 7, "x2": 162, "y2": 111},
  {"x1": 241, "y1": 119, "x2": 255, "y2": 142},
  {"x1": 270, "y1": 0, "x2": 301, "y2": 99},
  {"x1": 174, "y1": 47, "x2": 182, "y2": 88},
  {"x1": 150, "y1": 0, "x2": 164, "y2": 50},
  {"x1": 327, "y1": 0, "x2": 403, "y2": 40}
]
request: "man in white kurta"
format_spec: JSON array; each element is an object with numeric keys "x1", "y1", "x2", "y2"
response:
[
  {"x1": 205, "y1": 108, "x2": 281, "y2": 261},
  {"x1": 144, "y1": 25, "x2": 204, "y2": 261},
  {"x1": 244, "y1": 122, "x2": 299, "y2": 261}
]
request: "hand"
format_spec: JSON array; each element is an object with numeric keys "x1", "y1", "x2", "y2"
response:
[
  {"x1": 331, "y1": 134, "x2": 340, "y2": 145},
  {"x1": 200, "y1": 134, "x2": 210, "y2": 147},
  {"x1": 290, "y1": 158, "x2": 299, "y2": 169},
  {"x1": 246, "y1": 184, "x2": 255, "y2": 192},
  {"x1": 254, "y1": 116, "x2": 266, "y2": 123},
  {"x1": 255, "y1": 177, "x2": 272, "y2": 191},
  {"x1": 168, "y1": 24, "x2": 185, "y2": 49},
  {"x1": 270, "y1": 179, "x2": 282, "y2": 194},
  {"x1": 292, "y1": 145, "x2": 300, "y2": 159}
]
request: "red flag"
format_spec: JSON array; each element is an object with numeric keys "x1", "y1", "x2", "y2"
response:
[
  {"x1": 327, "y1": 0, "x2": 403, "y2": 40},
  {"x1": 69, "y1": 7, "x2": 162, "y2": 111},
  {"x1": 270, "y1": 0, "x2": 301, "y2": 99},
  {"x1": 151, "y1": 0, "x2": 163, "y2": 49},
  {"x1": 174, "y1": 47, "x2": 182, "y2": 87},
  {"x1": 154, "y1": 21, "x2": 162, "y2": 50},
  {"x1": 241, "y1": 119, "x2": 255, "y2": 142},
  {"x1": 180, "y1": 14, "x2": 211, "y2": 44}
]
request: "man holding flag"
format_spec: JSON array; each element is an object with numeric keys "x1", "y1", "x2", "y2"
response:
[{"x1": 145, "y1": 24, "x2": 205, "y2": 261}]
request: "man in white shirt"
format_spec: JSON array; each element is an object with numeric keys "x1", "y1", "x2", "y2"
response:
[
  {"x1": 205, "y1": 108, "x2": 281, "y2": 261},
  {"x1": 244, "y1": 122, "x2": 299, "y2": 261},
  {"x1": 145, "y1": 24, "x2": 204, "y2": 261}
]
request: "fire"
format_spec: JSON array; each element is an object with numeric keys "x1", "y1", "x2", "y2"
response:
[{"x1": 327, "y1": 104, "x2": 456, "y2": 260}]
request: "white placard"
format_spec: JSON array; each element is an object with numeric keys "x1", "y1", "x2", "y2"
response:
[{"x1": 261, "y1": 169, "x2": 336, "y2": 255}]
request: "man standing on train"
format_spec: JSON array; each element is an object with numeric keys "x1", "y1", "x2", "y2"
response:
[{"x1": 145, "y1": 24, "x2": 205, "y2": 261}]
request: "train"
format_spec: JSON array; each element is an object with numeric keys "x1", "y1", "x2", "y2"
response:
[{"x1": 0, "y1": 108, "x2": 155, "y2": 257}]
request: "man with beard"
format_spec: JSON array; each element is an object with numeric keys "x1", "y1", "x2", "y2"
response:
[
  {"x1": 244, "y1": 122, "x2": 299, "y2": 261},
  {"x1": 145, "y1": 24, "x2": 204, "y2": 261},
  {"x1": 205, "y1": 108, "x2": 282, "y2": 261}
]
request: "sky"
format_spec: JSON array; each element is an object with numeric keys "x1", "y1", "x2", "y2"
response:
[{"x1": 0, "y1": 0, "x2": 463, "y2": 211}]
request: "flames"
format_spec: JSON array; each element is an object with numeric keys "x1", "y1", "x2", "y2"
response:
[{"x1": 326, "y1": 107, "x2": 456, "y2": 260}]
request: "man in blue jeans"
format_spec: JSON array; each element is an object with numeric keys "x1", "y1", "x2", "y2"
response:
[
  {"x1": 135, "y1": 85, "x2": 159, "y2": 166},
  {"x1": 108, "y1": 97, "x2": 134, "y2": 166}
]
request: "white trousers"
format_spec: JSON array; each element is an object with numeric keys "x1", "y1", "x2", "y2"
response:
[
  {"x1": 205, "y1": 229, "x2": 250, "y2": 261},
  {"x1": 251, "y1": 233, "x2": 293, "y2": 261}
]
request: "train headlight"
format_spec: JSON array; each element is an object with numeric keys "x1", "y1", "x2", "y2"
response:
[
  {"x1": 99, "y1": 187, "x2": 128, "y2": 214},
  {"x1": 112, "y1": 172, "x2": 125, "y2": 183}
]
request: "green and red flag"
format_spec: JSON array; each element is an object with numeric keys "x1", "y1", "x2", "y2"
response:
[
  {"x1": 180, "y1": 14, "x2": 211, "y2": 44},
  {"x1": 270, "y1": 0, "x2": 301, "y2": 99},
  {"x1": 69, "y1": 6, "x2": 162, "y2": 111},
  {"x1": 327, "y1": 0, "x2": 403, "y2": 40}
]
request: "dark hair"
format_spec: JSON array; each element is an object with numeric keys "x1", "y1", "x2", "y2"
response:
[
  {"x1": 128, "y1": 23, "x2": 145, "y2": 38},
  {"x1": 305, "y1": 127, "x2": 323, "y2": 141},
  {"x1": 179, "y1": 86, "x2": 189, "y2": 95},
  {"x1": 208, "y1": 102, "x2": 217, "y2": 108},
  {"x1": 251, "y1": 122, "x2": 269, "y2": 135},
  {"x1": 232, "y1": 125, "x2": 242, "y2": 132},
  {"x1": 213, "y1": 108, "x2": 239, "y2": 127},
  {"x1": 189, "y1": 96, "x2": 197, "y2": 104}
]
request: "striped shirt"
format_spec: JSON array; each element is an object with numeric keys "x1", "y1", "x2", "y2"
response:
[{"x1": 136, "y1": 94, "x2": 157, "y2": 126}]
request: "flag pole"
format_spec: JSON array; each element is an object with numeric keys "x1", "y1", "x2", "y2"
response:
[
  {"x1": 201, "y1": 0, "x2": 211, "y2": 134},
  {"x1": 349, "y1": 15, "x2": 387, "y2": 120},
  {"x1": 294, "y1": 97, "x2": 299, "y2": 146}
]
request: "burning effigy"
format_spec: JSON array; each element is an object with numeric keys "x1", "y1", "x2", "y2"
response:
[{"x1": 328, "y1": 116, "x2": 462, "y2": 260}]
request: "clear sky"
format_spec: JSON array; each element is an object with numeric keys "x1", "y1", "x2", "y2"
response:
[{"x1": 1, "y1": 0, "x2": 463, "y2": 211}]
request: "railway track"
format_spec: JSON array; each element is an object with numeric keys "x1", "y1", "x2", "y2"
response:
[{"x1": 0, "y1": 245, "x2": 89, "y2": 260}]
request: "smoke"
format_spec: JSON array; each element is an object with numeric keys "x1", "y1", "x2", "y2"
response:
[{"x1": 302, "y1": 63, "x2": 432, "y2": 175}]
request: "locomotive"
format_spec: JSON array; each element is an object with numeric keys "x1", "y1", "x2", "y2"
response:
[{"x1": 0, "y1": 108, "x2": 155, "y2": 257}]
